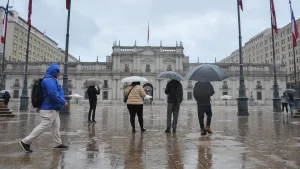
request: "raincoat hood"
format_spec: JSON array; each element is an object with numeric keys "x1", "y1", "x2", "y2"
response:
[{"x1": 45, "y1": 63, "x2": 60, "y2": 78}]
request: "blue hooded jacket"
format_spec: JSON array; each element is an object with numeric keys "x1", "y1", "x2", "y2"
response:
[{"x1": 40, "y1": 63, "x2": 66, "y2": 111}]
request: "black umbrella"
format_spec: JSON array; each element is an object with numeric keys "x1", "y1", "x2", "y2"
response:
[{"x1": 186, "y1": 64, "x2": 228, "y2": 82}]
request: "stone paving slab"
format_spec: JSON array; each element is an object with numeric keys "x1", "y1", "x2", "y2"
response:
[{"x1": 0, "y1": 105, "x2": 300, "y2": 169}]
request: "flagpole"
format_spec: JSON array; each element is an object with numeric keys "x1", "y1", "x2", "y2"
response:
[
  {"x1": 0, "y1": 0, "x2": 9, "y2": 91},
  {"x1": 269, "y1": 0, "x2": 281, "y2": 112},
  {"x1": 147, "y1": 21, "x2": 149, "y2": 46},
  {"x1": 236, "y1": 0, "x2": 248, "y2": 116},
  {"x1": 20, "y1": 0, "x2": 32, "y2": 110},
  {"x1": 61, "y1": 0, "x2": 71, "y2": 113},
  {"x1": 289, "y1": 0, "x2": 299, "y2": 108}
]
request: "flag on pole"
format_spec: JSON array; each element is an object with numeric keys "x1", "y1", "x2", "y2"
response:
[
  {"x1": 1, "y1": 2, "x2": 8, "y2": 44},
  {"x1": 270, "y1": 0, "x2": 278, "y2": 34},
  {"x1": 147, "y1": 21, "x2": 150, "y2": 43},
  {"x1": 28, "y1": 0, "x2": 32, "y2": 28},
  {"x1": 290, "y1": 1, "x2": 299, "y2": 47},
  {"x1": 238, "y1": 0, "x2": 243, "y2": 11},
  {"x1": 66, "y1": 0, "x2": 70, "y2": 10}
]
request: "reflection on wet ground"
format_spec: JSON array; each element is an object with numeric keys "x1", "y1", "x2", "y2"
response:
[{"x1": 0, "y1": 105, "x2": 300, "y2": 169}]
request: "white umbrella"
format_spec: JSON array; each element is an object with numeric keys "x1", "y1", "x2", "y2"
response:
[
  {"x1": 84, "y1": 78, "x2": 102, "y2": 86},
  {"x1": 144, "y1": 95, "x2": 153, "y2": 100},
  {"x1": 69, "y1": 94, "x2": 83, "y2": 98},
  {"x1": 121, "y1": 76, "x2": 148, "y2": 83},
  {"x1": 221, "y1": 95, "x2": 232, "y2": 100},
  {"x1": 0, "y1": 90, "x2": 12, "y2": 94}
]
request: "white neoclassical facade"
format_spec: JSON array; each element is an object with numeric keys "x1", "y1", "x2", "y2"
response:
[{"x1": 4, "y1": 44, "x2": 287, "y2": 106}]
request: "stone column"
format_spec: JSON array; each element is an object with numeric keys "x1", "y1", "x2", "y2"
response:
[
  {"x1": 137, "y1": 56, "x2": 141, "y2": 72},
  {"x1": 112, "y1": 79, "x2": 116, "y2": 100},
  {"x1": 116, "y1": 79, "x2": 119, "y2": 99},
  {"x1": 160, "y1": 56, "x2": 163, "y2": 72}
]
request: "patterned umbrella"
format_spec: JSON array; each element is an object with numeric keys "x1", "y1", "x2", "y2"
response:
[{"x1": 157, "y1": 71, "x2": 184, "y2": 81}]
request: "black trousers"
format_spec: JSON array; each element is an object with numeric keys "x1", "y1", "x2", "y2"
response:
[
  {"x1": 127, "y1": 104, "x2": 144, "y2": 129},
  {"x1": 197, "y1": 103, "x2": 212, "y2": 129},
  {"x1": 282, "y1": 103, "x2": 288, "y2": 113},
  {"x1": 88, "y1": 100, "x2": 97, "y2": 121}
]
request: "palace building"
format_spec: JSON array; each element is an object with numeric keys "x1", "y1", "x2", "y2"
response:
[{"x1": 4, "y1": 43, "x2": 287, "y2": 106}]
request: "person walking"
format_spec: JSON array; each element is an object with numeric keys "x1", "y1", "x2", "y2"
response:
[
  {"x1": 87, "y1": 85, "x2": 100, "y2": 123},
  {"x1": 164, "y1": 79, "x2": 183, "y2": 133},
  {"x1": 281, "y1": 93, "x2": 288, "y2": 113},
  {"x1": 20, "y1": 63, "x2": 69, "y2": 153},
  {"x1": 125, "y1": 82, "x2": 146, "y2": 133},
  {"x1": 288, "y1": 93, "x2": 295, "y2": 114},
  {"x1": 193, "y1": 81, "x2": 215, "y2": 136}
]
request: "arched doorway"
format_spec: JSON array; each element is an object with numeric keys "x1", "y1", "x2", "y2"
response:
[{"x1": 143, "y1": 83, "x2": 153, "y2": 103}]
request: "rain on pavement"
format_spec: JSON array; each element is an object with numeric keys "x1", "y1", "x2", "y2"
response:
[{"x1": 0, "y1": 104, "x2": 300, "y2": 169}]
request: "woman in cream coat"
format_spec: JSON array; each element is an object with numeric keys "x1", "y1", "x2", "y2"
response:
[{"x1": 125, "y1": 82, "x2": 146, "y2": 133}]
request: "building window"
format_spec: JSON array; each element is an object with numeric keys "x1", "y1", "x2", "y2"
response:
[
  {"x1": 166, "y1": 65, "x2": 172, "y2": 71},
  {"x1": 68, "y1": 80, "x2": 73, "y2": 88},
  {"x1": 103, "y1": 80, "x2": 108, "y2": 88},
  {"x1": 187, "y1": 92, "x2": 193, "y2": 100},
  {"x1": 257, "y1": 81, "x2": 262, "y2": 89},
  {"x1": 187, "y1": 81, "x2": 193, "y2": 88},
  {"x1": 222, "y1": 92, "x2": 228, "y2": 95},
  {"x1": 14, "y1": 79, "x2": 20, "y2": 87},
  {"x1": 124, "y1": 64, "x2": 130, "y2": 72},
  {"x1": 257, "y1": 92, "x2": 262, "y2": 100},
  {"x1": 84, "y1": 91, "x2": 88, "y2": 99},
  {"x1": 69, "y1": 91, "x2": 72, "y2": 95},
  {"x1": 145, "y1": 64, "x2": 151, "y2": 72},
  {"x1": 103, "y1": 91, "x2": 108, "y2": 100},
  {"x1": 13, "y1": 90, "x2": 19, "y2": 98},
  {"x1": 222, "y1": 81, "x2": 228, "y2": 89}
]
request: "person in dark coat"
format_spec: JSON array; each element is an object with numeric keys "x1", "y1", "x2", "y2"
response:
[
  {"x1": 164, "y1": 79, "x2": 183, "y2": 133},
  {"x1": 87, "y1": 85, "x2": 100, "y2": 123},
  {"x1": 2, "y1": 91, "x2": 10, "y2": 107},
  {"x1": 193, "y1": 81, "x2": 215, "y2": 136}
]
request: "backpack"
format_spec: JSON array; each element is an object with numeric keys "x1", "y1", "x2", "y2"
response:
[{"x1": 31, "y1": 77, "x2": 51, "y2": 108}]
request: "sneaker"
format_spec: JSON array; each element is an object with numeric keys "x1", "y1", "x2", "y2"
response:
[
  {"x1": 132, "y1": 128, "x2": 136, "y2": 133},
  {"x1": 54, "y1": 144, "x2": 69, "y2": 149},
  {"x1": 141, "y1": 128, "x2": 146, "y2": 132},
  {"x1": 20, "y1": 141, "x2": 33, "y2": 153},
  {"x1": 205, "y1": 126, "x2": 212, "y2": 134},
  {"x1": 201, "y1": 129, "x2": 207, "y2": 136},
  {"x1": 172, "y1": 129, "x2": 176, "y2": 133},
  {"x1": 92, "y1": 120, "x2": 97, "y2": 123},
  {"x1": 165, "y1": 129, "x2": 171, "y2": 133}
]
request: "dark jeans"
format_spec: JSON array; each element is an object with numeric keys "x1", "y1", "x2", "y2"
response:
[
  {"x1": 282, "y1": 103, "x2": 288, "y2": 113},
  {"x1": 88, "y1": 101, "x2": 97, "y2": 121},
  {"x1": 127, "y1": 104, "x2": 144, "y2": 129},
  {"x1": 166, "y1": 103, "x2": 181, "y2": 130},
  {"x1": 197, "y1": 103, "x2": 212, "y2": 129}
]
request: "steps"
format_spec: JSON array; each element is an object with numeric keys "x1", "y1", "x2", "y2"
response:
[
  {"x1": 293, "y1": 109, "x2": 300, "y2": 118},
  {"x1": 0, "y1": 99, "x2": 15, "y2": 117}
]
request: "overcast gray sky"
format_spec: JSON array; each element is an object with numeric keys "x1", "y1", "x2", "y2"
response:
[{"x1": 4, "y1": 0, "x2": 300, "y2": 62}]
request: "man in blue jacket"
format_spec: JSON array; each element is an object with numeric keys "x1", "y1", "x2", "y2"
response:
[{"x1": 20, "y1": 63, "x2": 69, "y2": 152}]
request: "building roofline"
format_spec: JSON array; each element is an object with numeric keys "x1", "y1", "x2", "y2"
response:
[{"x1": 16, "y1": 16, "x2": 58, "y2": 45}]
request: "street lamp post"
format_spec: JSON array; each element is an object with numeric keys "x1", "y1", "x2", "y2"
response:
[
  {"x1": 60, "y1": 0, "x2": 71, "y2": 113},
  {"x1": 0, "y1": 2, "x2": 10, "y2": 91},
  {"x1": 19, "y1": 21, "x2": 31, "y2": 111},
  {"x1": 270, "y1": 0, "x2": 281, "y2": 112},
  {"x1": 236, "y1": 0, "x2": 249, "y2": 116}
]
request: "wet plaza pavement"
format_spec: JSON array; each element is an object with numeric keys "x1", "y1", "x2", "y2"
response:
[{"x1": 0, "y1": 104, "x2": 300, "y2": 169}]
